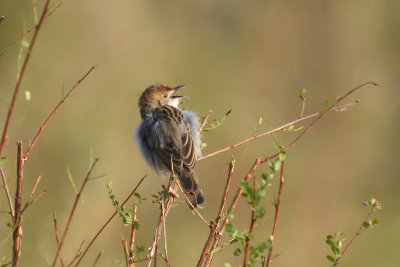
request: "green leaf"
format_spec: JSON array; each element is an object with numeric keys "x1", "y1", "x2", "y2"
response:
[
  {"x1": 233, "y1": 248, "x2": 241, "y2": 256},
  {"x1": 327, "y1": 255, "x2": 335, "y2": 263},
  {"x1": 326, "y1": 239, "x2": 335, "y2": 247},
  {"x1": 224, "y1": 263, "x2": 232, "y2": 267},
  {"x1": 24, "y1": 90, "x2": 31, "y2": 101},
  {"x1": 278, "y1": 152, "x2": 286, "y2": 161},
  {"x1": 331, "y1": 246, "x2": 340, "y2": 256},
  {"x1": 326, "y1": 235, "x2": 334, "y2": 240},
  {"x1": 226, "y1": 223, "x2": 234, "y2": 234}
]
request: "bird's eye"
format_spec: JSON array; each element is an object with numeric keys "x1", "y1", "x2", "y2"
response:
[{"x1": 163, "y1": 94, "x2": 168, "y2": 98}]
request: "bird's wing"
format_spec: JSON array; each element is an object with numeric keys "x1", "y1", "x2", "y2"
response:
[{"x1": 152, "y1": 105, "x2": 197, "y2": 174}]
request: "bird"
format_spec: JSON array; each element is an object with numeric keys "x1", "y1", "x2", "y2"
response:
[{"x1": 135, "y1": 83, "x2": 205, "y2": 209}]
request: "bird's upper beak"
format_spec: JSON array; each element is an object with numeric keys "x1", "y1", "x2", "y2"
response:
[{"x1": 171, "y1": 85, "x2": 188, "y2": 99}]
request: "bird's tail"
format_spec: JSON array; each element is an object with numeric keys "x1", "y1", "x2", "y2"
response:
[{"x1": 179, "y1": 169, "x2": 205, "y2": 209}]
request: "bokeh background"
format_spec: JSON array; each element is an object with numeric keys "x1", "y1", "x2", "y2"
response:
[{"x1": 1, "y1": 0, "x2": 399, "y2": 266}]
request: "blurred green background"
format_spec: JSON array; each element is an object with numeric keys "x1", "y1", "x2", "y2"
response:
[{"x1": 1, "y1": 0, "x2": 399, "y2": 266}]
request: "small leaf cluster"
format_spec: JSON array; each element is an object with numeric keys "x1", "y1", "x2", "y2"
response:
[
  {"x1": 107, "y1": 181, "x2": 143, "y2": 227},
  {"x1": 325, "y1": 232, "x2": 346, "y2": 264},
  {"x1": 0, "y1": 256, "x2": 11, "y2": 267},
  {"x1": 362, "y1": 198, "x2": 382, "y2": 230}
]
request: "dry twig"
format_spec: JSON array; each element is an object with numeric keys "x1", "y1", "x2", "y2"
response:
[
  {"x1": 52, "y1": 159, "x2": 99, "y2": 267},
  {"x1": 53, "y1": 211, "x2": 65, "y2": 267},
  {"x1": 0, "y1": 0, "x2": 52, "y2": 158},
  {"x1": 24, "y1": 66, "x2": 96, "y2": 160},
  {"x1": 0, "y1": 168, "x2": 15, "y2": 221}
]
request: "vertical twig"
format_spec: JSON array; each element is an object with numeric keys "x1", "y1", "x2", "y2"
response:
[
  {"x1": 243, "y1": 175, "x2": 257, "y2": 267},
  {"x1": 74, "y1": 175, "x2": 147, "y2": 267},
  {"x1": 266, "y1": 161, "x2": 285, "y2": 267},
  {"x1": 203, "y1": 158, "x2": 266, "y2": 267},
  {"x1": 12, "y1": 142, "x2": 24, "y2": 267},
  {"x1": 122, "y1": 240, "x2": 129, "y2": 267},
  {"x1": 129, "y1": 205, "x2": 138, "y2": 267},
  {"x1": 52, "y1": 158, "x2": 99, "y2": 267},
  {"x1": 0, "y1": 168, "x2": 15, "y2": 222},
  {"x1": 0, "y1": 0, "x2": 52, "y2": 157},
  {"x1": 53, "y1": 211, "x2": 65, "y2": 267},
  {"x1": 197, "y1": 157, "x2": 235, "y2": 267},
  {"x1": 161, "y1": 199, "x2": 169, "y2": 266},
  {"x1": 145, "y1": 181, "x2": 177, "y2": 267}
]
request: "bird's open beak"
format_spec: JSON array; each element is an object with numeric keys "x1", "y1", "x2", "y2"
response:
[{"x1": 171, "y1": 85, "x2": 188, "y2": 99}]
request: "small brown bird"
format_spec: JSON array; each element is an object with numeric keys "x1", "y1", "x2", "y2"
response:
[{"x1": 135, "y1": 84, "x2": 205, "y2": 208}]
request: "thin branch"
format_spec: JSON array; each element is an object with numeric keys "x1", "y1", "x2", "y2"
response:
[
  {"x1": 334, "y1": 201, "x2": 380, "y2": 265},
  {"x1": 286, "y1": 82, "x2": 378, "y2": 151},
  {"x1": 161, "y1": 199, "x2": 169, "y2": 267},
  {"x1": 129, "y1": 205, "x2": 138, "y2": 267},
  {"x1": 122, "y1": 240, "x2": 129, "y2": 267},
  {"x1": 0, "y1": 0, "x2": 52, "y2": 158},
  {"x1": 197, "y1": 112, "x2": 318, "y2": 162},
  {"x1": 243, "y1": 175, "x2": 257, "y2": 267},
  {"x1": 197, "y1": 85, "x2": 376, "y2": 163},
  {"x1": 67, "y1": 240, "x2": 85, "y2": 267},
  {"x1": 199, "y1": 110, "x2": 212, "y2": 133},
  {"x1": 52, "y1": 158, "x2": 99, "y2": 267},
  {"x1": 53, "y1": 211, "x2": 65, "y2": 267},
  {"x1": 91, "y1": 250, "x2": 103, "y2": 267},
  {"x1": 266, "y1": 161, "x2": 285, "y2": 267},
  {"x1": 175, "y1": 178, "x2": 209, "y2": 225},
  {"x1": 21, "y1": 172, "x2": 42, "y2": 212},
  {"x1": 197, "y1": 157, "x2": 235, "y2": 267},
  {"x1": 74, "y1": 175, "x2": 147, "y2": 266},
  {"x1": 13, "y1": 142, "x2": 25, "y2": 267},
  {"x1": 0, "y1": 168, "x2": 15, "y2": 222},
  {"x1": 24, "y1": 66, "x2": 96, "y2": 160},
  {"x1": 0, "y1": 1, "x2": 63, "y2": 58}
]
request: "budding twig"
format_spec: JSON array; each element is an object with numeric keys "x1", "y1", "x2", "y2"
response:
[{"x1": 74, "y1": 175, "x2": 147, "y2": 266}]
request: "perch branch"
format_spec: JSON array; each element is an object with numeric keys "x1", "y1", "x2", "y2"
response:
[{"x1": 129, "y1": 205, "x2": 138, "y2": 267}]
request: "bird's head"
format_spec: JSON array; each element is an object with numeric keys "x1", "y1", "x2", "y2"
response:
[{"x1": 139, "y1": 84, "x2": 185, "y2": 118}]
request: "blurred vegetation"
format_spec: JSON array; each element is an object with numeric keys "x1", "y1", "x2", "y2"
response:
[{"x1": 1, "y1": 0, "x2": 400, "y2": 266}]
